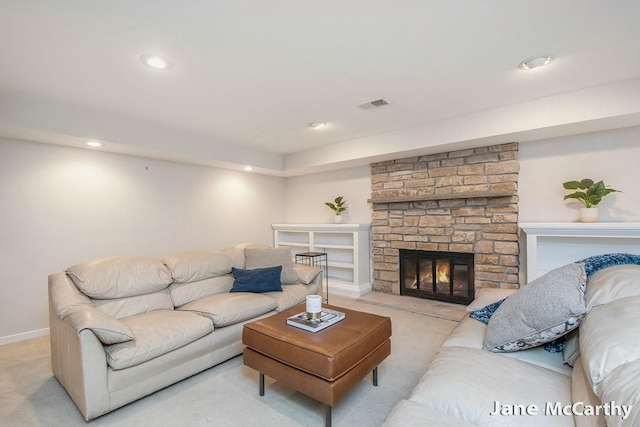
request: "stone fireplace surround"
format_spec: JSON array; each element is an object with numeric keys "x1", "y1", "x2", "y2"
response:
[{"x1": 369, "y1": 143, "x2": 520, "y2": 298}]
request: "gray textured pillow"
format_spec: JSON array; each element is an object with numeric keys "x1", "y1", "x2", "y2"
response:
[
  {"x1": 244, "y1": 247, "x2": 297, "y2": 284},
  {"x1": 484, "y1": 262, "x2": 587, "y2": 352}
]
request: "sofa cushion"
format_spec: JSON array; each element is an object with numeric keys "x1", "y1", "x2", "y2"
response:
[
  {"x1": 571, "y1": 358, "x2": 607, "y2": 427},
  {"x1": 105, "y1": 310, "x2": 213, "y2": 370},
  {"x1": 484, "y1": 263, "x2": 587, "y2": 352},
  {"x1": 442, "y1": 315, "x2": 485, "y2": 349},
  {"x1": 443, "y1": 316, "x2": 572, "y2": 376},
  {"x1": 66, "y1": 256, "x2": 172, "y2": 299},
  {"x1": 579, "y1": 296, "x2": 640, "y2": 392},
  {"x1": 63, "y1": 306, "x2": 134, "y2": 345},
  {"x1": 93, "y1": 289, "x2": 174, "y2": 319},
  {"x1": 245, "y1": 247, "x2": 297, "y2": 284},
  {"x1": 178, "y1": 292, "x2": 277, "y2": 327},
  {"x1": 585, "y1": 264, "x2": 640, "y2": 309},
  {"x1": 263, "y1": 283, "x2": 321, "y2": 312},
  {"x1": 409, "y1": 347, "x2": 573, "y2": 427},
  {"x1": 220, "y1": 242, "x2": 270, "y2": 269},
  {"x1": 294, "y1": 264, "x2": 322, "y2": 285},
  {"x1": 597, "y1": 359, "x2": 640, "y2": 427},
  {"x1": 230, "y1": 266, "x2": 282, "y2": 293},
  {"x1": 382, "y1": 400, "x2": 477, "y2": 427},
  {"x1": 161, "y1": 250, "x2": 232, "y2": 283},
  {"x1": 169, "y1": 275, "x2": 233, "y2": 308}
]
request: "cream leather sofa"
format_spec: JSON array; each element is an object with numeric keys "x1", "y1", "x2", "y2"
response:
[
  {"x1": 383, "y1": 263, "x2": 640, "y2": 427},
  {"x1": 48, "y1": 243, "x2": 321, "y2": 421}
]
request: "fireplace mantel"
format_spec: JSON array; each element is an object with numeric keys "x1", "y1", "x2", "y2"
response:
[
  {"x1": 367, "y1": 190, "x2": 514, "y2": 204},
  {"x1": 519, "y1": 222, "x2": 640, "y2": 282}
]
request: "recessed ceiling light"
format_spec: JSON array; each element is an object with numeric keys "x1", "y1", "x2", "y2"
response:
[
  {"x1": 85, "y1": 141, "x2": 103, "y2": 148},
  {"x1": 140, "y1": 54, "x2": 172, "y2": 70},
  {"x1": 519, "y1": 56, "x2": 553, "y2": 70},
  {"x1": 243, "y1": 166, "x2": 254, "y2": 171},
  {"x1": 309, "y1": 122, "x2": 327, "y2": 130}
]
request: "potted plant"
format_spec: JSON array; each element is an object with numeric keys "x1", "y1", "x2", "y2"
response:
[
  {"x1": 325, "y1": 196, "x2": 348, "y2": 223},
  {"x1": 562, "y1": 179, "x2": 620, "y2": 222}
]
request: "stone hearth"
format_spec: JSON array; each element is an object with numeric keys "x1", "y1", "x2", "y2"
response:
[{"x1": 370, "y1": 143, "x2": 520, "y2": 297}]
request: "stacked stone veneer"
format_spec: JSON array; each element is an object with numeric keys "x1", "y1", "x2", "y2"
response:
[{"x1": 371, "y1": 143, "x2": 520, "y2": 295}]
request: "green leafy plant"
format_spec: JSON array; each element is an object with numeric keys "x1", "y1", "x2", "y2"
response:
[
  {"x1": 562, "y1": 179, "x2": 620, "y2": 208},
  {"x1": 325, "y1": 196, "x2": 348, "y2": 215}
]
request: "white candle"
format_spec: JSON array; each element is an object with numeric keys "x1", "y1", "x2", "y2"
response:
[{"x1": 306, "y1": 295, "x2": 322, "y2": 318}]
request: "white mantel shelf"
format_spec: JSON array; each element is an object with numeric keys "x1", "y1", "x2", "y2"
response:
[
  {"x1": 271, "y1": 223, "x2": 371, "y2": 231},
  {"x1": 519, "y1": 222, "x2": 640, "y2": 282}
]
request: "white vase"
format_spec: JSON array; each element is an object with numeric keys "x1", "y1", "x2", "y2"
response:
[
  {"x1": 334, "y1": 214, "x2": 343, "y2": 224},
  {"x1": 579, "y1": 207, "x2": 599, "y2": 223}
]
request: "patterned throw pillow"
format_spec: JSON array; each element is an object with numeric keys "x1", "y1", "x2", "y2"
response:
[
  {"x1": 578, "y1": 253, "x2": 640, "y2": 277},
  {"x1": 469, "y1": 299, "x2": 505, "y2": 324},
  {"x1": 471, "y1": 298, "x2": 566, "y2": 353},
  {"x1": 484, "y1": 263, "x2": 587, "y2": 353}
]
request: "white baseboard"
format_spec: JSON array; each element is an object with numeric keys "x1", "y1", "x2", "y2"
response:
[
  {"x1": 328, "y1": 281, "x2": 372, "y2": 299},
  {"x1": 0, "y1": 328, "x2": 49, "y2": 346}
]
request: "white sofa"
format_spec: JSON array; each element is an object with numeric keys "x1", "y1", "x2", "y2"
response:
[
  {"x1": 48, "y1": 243, "x2": 321, "y2": 421},
  {"x1": 383, "y1": 262, "x2": 640, "y2": 427}
]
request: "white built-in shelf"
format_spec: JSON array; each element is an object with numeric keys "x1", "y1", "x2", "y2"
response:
[
  {"x1": 519, "y1": 222, "x2": 640, "y2": 282},
  {"x1": 272, "y1": 223, "x2": 371, "y2": 297}
]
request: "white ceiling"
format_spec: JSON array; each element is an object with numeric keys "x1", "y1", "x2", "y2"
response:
[{"x1": 1, "y1": 1, "x2": 640, "y2": 176}]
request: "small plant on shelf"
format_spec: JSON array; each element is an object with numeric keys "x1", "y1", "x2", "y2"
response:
[
  {"x1": 562, "y1": 178, "x2": 620, "y2": 223},
  {"x1": 562, "y1": 179, "x2": 620, "y2": 208},
  {"x1": 325, "y1": 196, "x2": 348, "y2": 223}
]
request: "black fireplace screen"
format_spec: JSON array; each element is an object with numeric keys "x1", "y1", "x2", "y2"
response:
[{"x1": 399, "y1": 249, "x2": 474, "y2": 305}]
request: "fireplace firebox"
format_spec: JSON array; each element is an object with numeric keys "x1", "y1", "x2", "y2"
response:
[{"x1": 399, "y1": 249, "x2": 474, "y2": 305}]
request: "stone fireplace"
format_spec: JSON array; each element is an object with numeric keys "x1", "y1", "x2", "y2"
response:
[{"x1": 369, "y1": 143, "x2": 520, "y2": 302}]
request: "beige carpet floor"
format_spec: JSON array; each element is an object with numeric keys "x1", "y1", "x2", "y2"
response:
[{"x1": 0, "y1": 295, "x2": 459, "y2": 427}]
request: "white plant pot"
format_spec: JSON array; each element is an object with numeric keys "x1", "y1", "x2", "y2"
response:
[
  {"x1": 334, "y1": 215, "x2": 343, "y2": 224},
  {"x1": 580, "y1": 207, "x2": 599, "y2": 223}
]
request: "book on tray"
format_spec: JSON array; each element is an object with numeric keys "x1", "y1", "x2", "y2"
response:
[{"x1": 286, "y1": 308, "x2": 345, "y2": 332}]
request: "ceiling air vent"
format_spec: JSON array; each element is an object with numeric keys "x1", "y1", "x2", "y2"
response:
[{"x1": 358, "y1": 98, "x2": 390, "y2": 110}]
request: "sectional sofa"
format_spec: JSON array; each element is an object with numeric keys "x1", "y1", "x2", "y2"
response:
[
  {"x1": 48, "y1": 243, "x2": 322, "y2": 421},
  {"x1": 383, "y1": 259, "x2": 640, "y2": 427}
]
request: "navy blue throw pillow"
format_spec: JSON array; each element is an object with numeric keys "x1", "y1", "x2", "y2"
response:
[
  {"x1": 230, "y1": 266, "x2": 283, "y2": 293},
  {"x1": 469, "y1": 299, "x2": 505, "y2": 324}
]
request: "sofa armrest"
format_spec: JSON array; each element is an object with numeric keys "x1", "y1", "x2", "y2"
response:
[
  {"x1": 294, "y1": 264, "x2": 322, "y2": 285},
  {"x1": 64, "y1": 306, "x2": 134, "y2": 345},
  {"x1": 49, "y1": 272, "x2": 116, "y2": 420}
]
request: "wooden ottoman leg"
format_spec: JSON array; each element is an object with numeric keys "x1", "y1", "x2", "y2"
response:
[{"x1": 325, "y1": 405, "x2": 331, "y2": 427}]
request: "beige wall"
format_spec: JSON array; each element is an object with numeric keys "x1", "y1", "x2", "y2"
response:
[
  {"x1": 286, "y1": 126, "x2": 640, "y2": 225},
  {"x1": 518, "y1": 126, "x2": 640, "y2": 222},
  {"x1": 0, "y1": 138, "x2": 286, "y2": 343}
]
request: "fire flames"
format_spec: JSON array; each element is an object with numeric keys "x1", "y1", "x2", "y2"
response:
[{"x1": 436, "y1": 261, "x2": 450, "y2": 283}]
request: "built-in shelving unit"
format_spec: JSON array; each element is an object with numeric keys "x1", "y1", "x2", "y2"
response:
[
  {"x1": 519, "y1": 222, "x2": 640, "y2": 282},
  {"x1": 272, "y1": 223, "x2": 371, "y2": 297}
]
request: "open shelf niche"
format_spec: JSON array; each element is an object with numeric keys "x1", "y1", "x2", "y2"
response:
[{"x1": 272, "y1": 224, "x2": 371, "y2": 298}]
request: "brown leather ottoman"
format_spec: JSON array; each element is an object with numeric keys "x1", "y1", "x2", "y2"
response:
[{"x1": 242, "y1": 304, "x2": 392, "y2": 427}]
